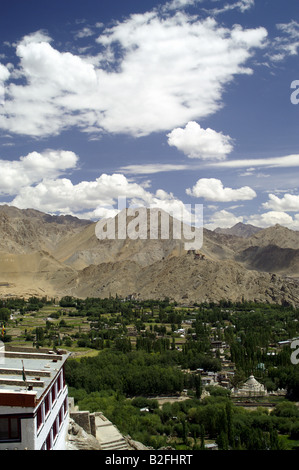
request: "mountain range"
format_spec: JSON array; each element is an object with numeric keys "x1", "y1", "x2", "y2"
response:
[{"x1": 0, "y1": 205, "x2": 299, "y2": 306}]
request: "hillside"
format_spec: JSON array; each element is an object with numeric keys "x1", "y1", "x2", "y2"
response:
[
  {"x1": 214, "y1": 222, "x2": 263, "y2": 238},
  {"x1": 0, "y1": 205, "x2": 91, "y2": 254},
  {"x1": 232, "y1": 225, "x2": 299, "y2": 277},
  {"x1": 71, "y1": 254, "x2": 299, "y2": 305},
  {"x1": 0, "y1": 205, "x2": 298, "y2": 304}
]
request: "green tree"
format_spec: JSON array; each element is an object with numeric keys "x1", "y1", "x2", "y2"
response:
[
  {"x1": 194, "y1": 374, "x2": 202, "y2": 399},
  {"x1": 0, "y1": 307, "x2": 10, "y2": 322}
]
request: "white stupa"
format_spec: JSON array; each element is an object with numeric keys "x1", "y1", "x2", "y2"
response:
[{"x1": 233, "y1": 375, "x2": 267, "y2": 397}]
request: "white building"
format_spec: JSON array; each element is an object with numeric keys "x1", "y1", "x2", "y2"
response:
[
  {"x1": 232, "y1": 375, "x2": 267, "y2": 397},
  {"x1": 0, "y1": 346, "x2": 70, "y2": 450}
]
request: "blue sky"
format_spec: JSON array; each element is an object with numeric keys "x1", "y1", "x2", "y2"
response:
[{"x1": 0, "y1": 0, "x2": 299, "y2": 230}]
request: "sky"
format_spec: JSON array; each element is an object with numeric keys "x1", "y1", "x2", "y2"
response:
[{"x1": 0, "y1": 0, "x2": 299, "y2": 230}]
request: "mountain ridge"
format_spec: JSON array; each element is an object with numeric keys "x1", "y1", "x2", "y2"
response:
[
  {"x1": 0, "y1": 205, "x2": 298, "y2": 305},
  {"x1": 214, "y1": 221, "x2": 263, "y2": 238}
]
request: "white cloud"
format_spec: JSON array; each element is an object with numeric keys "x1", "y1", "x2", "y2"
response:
[
  {"x1": 17, "y1": 30, "x2": 53, "y2": 46},
  {"x1": 16, "y1": 40, "x2": 98, "y2": 94},
  {"x1": 186, "y1": 178, "x2": 256, "y2": 201},
  {"x1": 8, "y1": 170, "x2": 197, "y2": 223},
  {"x1": 263, "y1": 193, "x2": 299, "y2": 212},
  {"x1": 1, "y1": 36, "x2": 98, "y2": 136},
  {"x1": 167, "y1": 121, "x2": 233, "y2": 160},
  {"x1": 0, "y1": 63, "x2": 10, "y2": 106},
  {"x1": 74, "y1": 27, "x2": 95, "y2": 40},
  {"x1": 206, "y1": 0, "x2": 255, "y2": 15},
  {"x1": 163, "y1": 0, "x2": 201, "y2": 10},
  {"x1": 0, "y1": 9, "x2": 267, "y2": 138},
  {"x1": 10, "y1": 173, "x2": 151, "y2": 215},
  {"x1": 247, "y1": 211, "x2": 299, "y2": 230},
  {"x1": 119, "y1": 163, "x2": 191, "y2": 175},
  {"x1": 235, "y1": 0, "x2": 255, "y2": 12},
  {"x1": 204, "y1": 209, "x2": 243, "y2": 230},
  {"x1": 267, "y1": 21, "x2": 299, "y2": 62},
  {"x1": 0, "y1": 150, "x2": 78, "y2": 196},
  {"x1": 2, "y1": 151, "x2": 202, "y2": 226},
  {"x1": 210, "y1": 154, "x2": 299, "y2": 169},
  {"x1": 0, "y1": 63, "x2": 10, "y2": 82}
]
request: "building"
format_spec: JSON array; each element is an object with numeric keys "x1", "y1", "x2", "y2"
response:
[
  {"x1": 232, "y1": 375, "x2": 267, "y2": 397},
  {"x1": 0, "y1": 345, "x2": 70, "y2": 450}
]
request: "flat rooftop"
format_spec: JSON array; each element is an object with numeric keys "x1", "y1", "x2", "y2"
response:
[{"x1": 0, "y1": 346, "x2": 70, "y2": 403}]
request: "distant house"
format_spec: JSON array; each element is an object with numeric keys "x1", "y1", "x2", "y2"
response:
[
  {"x1": 201, "y1": 373, "x2": 218, "y2": 387},
  {"x1": 210, "y1": 340, "x2": 226, "y2": 350},
  {"x1": 278, "y1": 340, "x2": 292, "y2": 348},
  {"x1": 174, "y1": 329, "x2": 185, "y2": 336},
  {"x1": 205, "y1": 443, "x2": 218, "y2": 450}
]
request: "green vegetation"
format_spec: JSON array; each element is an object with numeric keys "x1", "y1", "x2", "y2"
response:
[
  {"x1": 1, "y1": 295, "x2": 299, "y2": 450},
  {"x1": 67, "y1": 384, "x2": 298, "y2": 450}
]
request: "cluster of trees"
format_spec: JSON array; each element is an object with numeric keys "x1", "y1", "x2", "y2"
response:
[
  {"x1": 65, "y1": 349, "x2": 187, "y2": 396},
  {"x1": 0, "y1": 307, "x2": 10, "y2": 323},
  {"x1": 68, "y1": 381, "x2": 299, "y2": 450},
  {"x1": 0, "y1": 296, "x2": 52, "y2": 313},
  {"x1": 64, "y1": 346, "x2": 299, "y2": 450}
]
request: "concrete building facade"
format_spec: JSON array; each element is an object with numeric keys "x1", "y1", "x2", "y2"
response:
[{"x1": 0, "y1": 346, "x2": 70, "y2": 450}]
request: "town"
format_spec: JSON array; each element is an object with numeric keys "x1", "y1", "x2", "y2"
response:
[{"x1": 1, "y1": 295, "x2": 299, "y2": 450}]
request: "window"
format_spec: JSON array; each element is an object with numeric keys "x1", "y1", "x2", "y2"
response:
[
  {"x1": 62, "y1": 366, "x2": 65, "y2": 387},
  {"x1": 58, "y1": 407, "x2": 63, "y2": 428},
  {"x1": 0, "y1": 417, "x2": 20, "y2": 441},
  {"x1": 45, "y1": 392, "x2": 51, "y2": 416},
  {"x1": 52, "y1": 418, "x2": 58, "y2": 441},
  {"x1": 57, "y1": 372, "x2": 62, "y2": 393},
  {"x1": 36, "y1": 404, "x2": 44, "y2": 431},
  {"x1": 46, "y1": 431, "x2": 52, "y2": 450},
  {"x1": 51, "y1": 382, "x2": 57, "y2": 403},
  {"x1": 63, "y1": 397, "x2": 68, "y2": 416}
]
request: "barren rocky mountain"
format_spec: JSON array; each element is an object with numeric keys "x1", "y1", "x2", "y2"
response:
[
  {"x1": 0, "y1": 205, "x2": 90, "y2": 254},
  {"x1": 214, "y1": 222, "x2": 263, "y2": 238},
  {"x1": 0, "y1": 205, "x2": 298, "y2": 305}
]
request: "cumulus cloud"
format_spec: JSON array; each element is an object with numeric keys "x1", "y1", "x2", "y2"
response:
[
  {"x1": 247, "y1": 211, "x2": 299, "y2": 230},
  {"x1": 263, "y1": 193, "x2": 299, "y2": 212},
  {"x1": 0, "y1": 150, "x2": 79, "y2": 196},
  {"x1": 0, "y1": 63, "x2": 10, "y2": 82},
  {"x1": 204, "y1": 209, "x2": 243, "y2": 230},
  {"x1": 0, "y1": 145, "x2": 199, "y2": 222},
  {"x1": 206, "y1": 210, "x2": 244, "y2": 229},
  {"x1": 186, "y1": 178, "x2": 256, "y2": 201},
  {"x1": 16, "y1": 40, "x2": 97, "y2": 94},
  {"x1": 18, "y1": 30, "x2": 53, "y2": 46},
  {"x1": 8, "y1": 170, "x2": 197, "y2": 224},
  {"x1": 0, "y1": 8, "x2": 267, "y2": 137},
  {"x1": 0, "y1": 63, "x2": 10, "y2": 106},
  {"x1": 167, "y1": 121, "x2": 233, "y2": 160},
  {"x1": 10, "y1": 173, "x2": 151, "y2": 215},
  {"x1": 1, "y1": 35, "x2": 98, "y2": 136}
]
